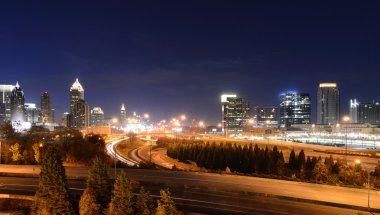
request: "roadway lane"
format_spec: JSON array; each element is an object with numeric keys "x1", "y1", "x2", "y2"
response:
[
  {"x1": 1, "y1": 165, "x2": 380, "y2": 212},
  {"x1": 0, "y1": 176, "x2": 375, "y2": 215}
]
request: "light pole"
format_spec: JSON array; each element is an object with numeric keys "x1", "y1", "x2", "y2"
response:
[
  {"x1": 248, "y1": 119, "x2": 254, "y2": 144},
  {"x1": 342, "y1": 116, "x2": 351, "y2": 155},
  {"x1": 356, "y1": 159, "x2": 371, "y2": 211}
]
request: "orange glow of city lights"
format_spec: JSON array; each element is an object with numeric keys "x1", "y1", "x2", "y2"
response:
[
  {"x1": 112, "y1": 118, "x2": 118, "y2": 123},
  {"x1": 248, "y1": 119, "x2": 254, "y2": 124},
  {"x1": 198, "y1": 121, "x2": 205, "y2": 127}
]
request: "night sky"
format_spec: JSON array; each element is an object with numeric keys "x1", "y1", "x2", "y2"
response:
[{"x1": 1, "y1": 1, "x2": 379, "y2": 124}]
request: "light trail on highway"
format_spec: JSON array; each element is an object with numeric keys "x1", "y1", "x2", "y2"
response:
[{"x1": 105, "y1": 137, "x2": 138, "y2": 166}]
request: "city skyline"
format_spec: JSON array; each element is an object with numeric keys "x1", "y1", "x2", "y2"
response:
[{"x1": 1, "y1": 2, "x2": 380, "y2": 123}]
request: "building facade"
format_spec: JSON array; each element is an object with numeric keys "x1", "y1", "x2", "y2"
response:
[
  {"x1": 73, "y1": 99, "x2": 89, "y2": 128},
  {"x1": 317, "y1": 83, "x2": 340, "y2": 125},
  {"x1": 120, "y1": 104, "x2": 126, "y2": 127},
  {"x1": 41, "y1": 92, "x2": 53, "y2": 123},
  {"x1": 25, "y1": 103, "x2": 39, "y2": 124},
  {"x1": 10, "y1": 82, "x2": 25, "y2": 122},
  {"x1": 90, "y1": 107, "x2": 105, "y2": 126},
  {"x1": 221, "y1": 95, "x2": 250, "y2": 136},
  {"x1": 0, "y1": 85, "x2": 15, "y2": 123},
  {"x1": 279, "y1": 92, "x2": 311, "y2": 128},
  {"x1": 70, "y1": 78, "x2": 84, "y2": 115},
  {"x1": 254, "y1": 106, "x2": 278, "y2": 127},
  {"x1": 357, "y1": 102, "x2": 380, "y2": 125}
]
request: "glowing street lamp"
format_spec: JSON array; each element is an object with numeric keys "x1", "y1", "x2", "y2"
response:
[
  {"x1": 112, "y1": 118, "x2": 118, "y2": 124},
  {"x1": 217, "y1": 123, "x2": 222, "y2": 128},
  {"x1": 342, "y1": 116, "x2": 351, "y2": 155},
  {"x1": 144, "y1": 113, "x2": 150, "y2": 119},
  {"x1": 180, "y1": 115, "x2": 187, "y2": 121},
  {"x1": 198, "y1": 121, "x2": 205, "y2": 127}
]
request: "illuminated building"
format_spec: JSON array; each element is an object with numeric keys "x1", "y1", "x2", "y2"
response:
[
  {"x1": 120, "y1": 104, "x2": 126, "y2": 126},
  {"x1": 357, "y1": 101, "x2": 380, "y2": 125},
  {"x1": 221, "y1": 94, "x2": 250, "y2": 136},
  {"x1": 62, "y1": 112, "x2": 72, "y2": 127},
  {"x1": 69, "y1": 78, "x2": 87, "y2": 128},
  {"x1": 317, "y1": 83, "x2": 340, "y2": 125},
  {"x1": 70, "y1": 78, "x2": 84, "y2": 116},
  {"x1": 91, "y1": 107, "x2": 105, "y2": 126},
  {"x1": 349, "y1": 99, "x2": 359, "y2": 123},
  {"x1": 41, "y1": 92, "x2": 53, "y2": 123},
  {"x1": 25, "y1": 103, "x2": 39, "y2": 124},
  {"x1": 73, "y1": 99, "x2": 89, "y2": 128},
  {"x1": 279, "y1": 92, "x2": 311, "y2": 128},
  {"x1": 254, "y1": 106, "x2": 278, "y2": 127},
  {"x1": 0, "y1": 85, "x2": 15, "y2": 123},
  {"x1": 10, "y1": 82, "x2": 25, "y2": 122}
]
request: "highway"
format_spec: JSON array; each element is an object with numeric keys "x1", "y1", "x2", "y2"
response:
[
  {"x1": 105, "y1": 137, "x2": 139, "y2": 166},
  {"x1": 0, "y1": 174, "x2": 376, "y2": 215},
  {"x1": 1, "y1": 165, "x2": 380, "y2": 214}
]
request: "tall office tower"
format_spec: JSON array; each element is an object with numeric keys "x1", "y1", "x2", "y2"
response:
[
  {"x1": 254, "y1": 106, "x2": 278, "y2": 127},
  {"x1": 69, "y1": 78, "x2": 85, "y2": 128},
  {"x1": 317, "y1": 83, "x2": 340, "y2": 125},
  {"x1": 279, "y1": 92, "x2": 311, "y2": 128},
  {"x1": 221, "y1": 94, "x2": 250, "y2": 136},
  {"x1": 349, "y1": 99, "x2": 359, "y2": 123},
  {"x1": 25, "y1": 103, "x2": 39, "y2": 124},
  {"x1": 357, "y1": 102, "x2": 380, "y2": 125},
  {"x1": 120, "y1": 104, "x2": 126, "y2": 126},
  {"x1": 90, "y1": 107, "x2": 105, "y2": 126},
  {"x1": 73, "y1": 99, "x2": 89, "y2": 129},
  {"x1": 0, "y1": 85, "x2": 15, "y2": 123},
  {"x1": 70, "y1": 78, "x2": 84, "y2": 115},
  {"x1": 40, "y1": 92, "x2": 53, "y2": 123},
  {"x1": 10, "y1": 82, "x2": 25, "y2": 122}
]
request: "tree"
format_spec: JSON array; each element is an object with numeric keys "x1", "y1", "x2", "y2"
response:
[
  {"x1": 32, "y1": 143, "x2": 41, "y2": 163},
  {"x1": 87, "y1": 156, "x2": 112, "y2": 210},
  {"x1": 156, "y1": 189, "x2": 177, "y2": 215},
  {"x1": 135, "y1": 186, "x2": 154, "y2": 215},
  {"x1": 109, "y1": 170, "x2": 134, "y2": 215},
  {"x1": 288, "y1": 150, "x2": 297, "y2": 174},
  {"x1": 79, "y1": 188, "x2": 101, "y2": 215},
  {"x1": 0, "y1": 121, "x2": 16, "y2": 139},
  {"x1": 9, "y1": 142, "x2": 23, "y2": 162},
  {"x1": 32, "y1": 145, "x2": 73, "y2": 215},
  {"x1": 313, "y1": 160, "x2": 328, "y2": 182}
]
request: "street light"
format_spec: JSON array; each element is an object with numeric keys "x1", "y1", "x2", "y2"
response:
[
  {"x1": 180, "y1": 114, "x2": 187, "y2": 121},
  {"x1": 248, "y1": 119, "x2": 254, "y2": 143},
  {"x1": 355, "y1": 159, "x2": 371, "y2": 211},
  {"x1": 342, "y1": 116, "x2": 351, "y2": 155}
]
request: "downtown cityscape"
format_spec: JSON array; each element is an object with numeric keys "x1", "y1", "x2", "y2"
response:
[{"x1": 1, "y1": 1, "x2": 380, "y2": 215}]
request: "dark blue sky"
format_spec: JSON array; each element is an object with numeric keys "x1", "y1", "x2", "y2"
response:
[{"x1": 1, "y1": 1, "x2": 379, "y2": 124}]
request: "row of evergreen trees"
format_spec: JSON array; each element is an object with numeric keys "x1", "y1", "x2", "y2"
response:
[
  {"x1": 32, "y1": 145, "x2": 177, "y2": 215},
  {"x1": 167, "y1": 141, "x2": 375, "y2": 187}
]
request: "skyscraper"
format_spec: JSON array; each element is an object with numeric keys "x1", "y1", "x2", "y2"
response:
[
  {"x1": 221, "y1": 94, "x2": 250, "y2": 136},
  {"x1": 70, "y1": 78, "x2": 84, "y2": 115},
  {"x1": 41, "y1": 92, "x2": 53, "y2": 123},
  {"x1": 69, "y1": 78, "x2": 86, "y2": 128},
  {"x1": 0, "y1": 85, "x2": 15, "y2": 123},
  {"x1": 10, "y1": 82, "x2": 25, "y2": 122},
  {"x1": 120, "y1": 104, "x2": 126, "y2": 126},
  {"x1": 73, "y1": 99, "x2": 89, "y2": 128},
  {"x1": 91, "y1": 107, "x2": 105, "y2": 126},
  {"x1": 279, "y1": 92, "x2": 311, "y2": 128},
  {"x1": 317, "y1": 83, "x2": 340, "y2": 125},
  {"x1": 349, "y1": 99, "x2": 359, "y2": 123}
]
